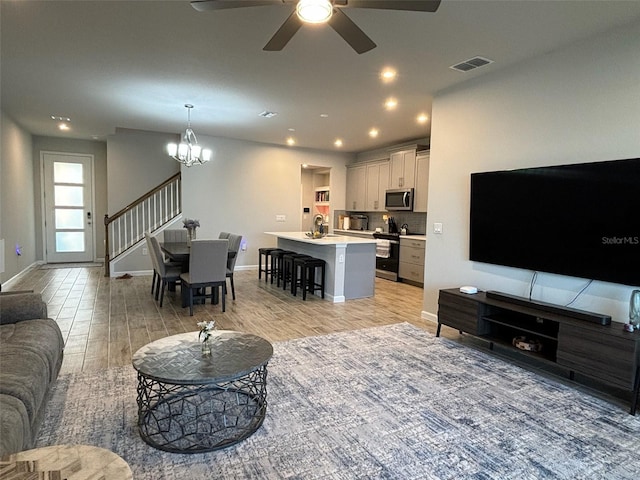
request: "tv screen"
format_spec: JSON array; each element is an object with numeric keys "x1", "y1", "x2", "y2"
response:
[{"x1": 469, "y1": 158, "x2": 640, "y2": 286}]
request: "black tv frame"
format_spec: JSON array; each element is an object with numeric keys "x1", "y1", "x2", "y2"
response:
[{"x1": 469, "y1": 157, "x2": 640, "y2": 287}]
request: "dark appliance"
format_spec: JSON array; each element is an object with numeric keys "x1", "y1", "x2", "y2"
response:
[
  {"x1": 385, "y1": 188, "x2": 414, "y2": 211},
  {"x1": 388, "y1": 216, "x2": 399, "y2": 234},
  {"x1": 469, "y1": 157, "x2": 640, "y2": 286},
  {"x1": 373, "y1": 232, "x2": 400, "y2": 281}
]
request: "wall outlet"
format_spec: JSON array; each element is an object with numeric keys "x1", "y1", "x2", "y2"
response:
[
  {"x1": 434, "y1": 222, "x2": 443, "y2": 234},
  {"x1": 142, "y1": 247, "x2": 148, "y2": 255},
  {"x1": 276, "y1": 214, "x2": 286, "y2": 222},
  {"x1": 241, "y1": 242, "x2": 247, "y2": 251}
]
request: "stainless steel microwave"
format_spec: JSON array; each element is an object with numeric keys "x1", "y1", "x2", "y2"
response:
[{"x1": 385, "y1": 188, "x2": 414, "y2": 211}]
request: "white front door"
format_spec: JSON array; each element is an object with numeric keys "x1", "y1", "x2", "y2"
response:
[{"x1": 43, "y1": 152, "x2": 94, "y2": 263}]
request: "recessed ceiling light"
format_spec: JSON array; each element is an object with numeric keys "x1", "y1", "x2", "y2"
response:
[
  {"x1": 58, "y1": 123, "x2": 70, "y2": 131},
  {"x1": 286, "y1": 137, "x2": 296, "y2": 146},
  {"x1": 417, "y1": 113, "x2": 429, "y2": 124},
  {"x1": 320, "y1": 113, "x2": 329, "y2": 118},
  {"x1": 259, "y1": 111, "x2": 278, "y2": 118},
  {"x1": 50, "y1": 115, "x2": 70, "y2": 122},
  {"x1": 369, "y1": 128, "x2": 379, "y2": 138},
  {"x1": 288, "y1": 128, "x2": 296, "y2": 132},
  {"x1": 384, "y1": 97, "x2": 398, "y2": 110},
  {"x1": 334, "y1": 139, "x2": 343, "y2": 147},
  {"x1": 380, "y1": 68, "x2": 397, "y2": 82}
]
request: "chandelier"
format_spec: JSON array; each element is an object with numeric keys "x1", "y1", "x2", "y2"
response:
[{"x1": 166, "y1": 104, "x2": 212, "y2": 167}]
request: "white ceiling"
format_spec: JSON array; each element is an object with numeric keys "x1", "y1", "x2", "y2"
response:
[{"x1": 3, "y1": 0, "x2": 640, "y2": 153}]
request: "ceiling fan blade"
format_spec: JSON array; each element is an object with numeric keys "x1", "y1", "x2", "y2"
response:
[
  {"x1": 328, "y1": 8, "x2": 376, "y2": 54},
  {"x1": 191, "y1": 1, "x2": 283, "y2": 13},
  {"x1": 344, "y1": 0, "x2": 441, "y2": 12},
  {"x1": 263, "y1": 11, "x2": 304, "y2": 51}
]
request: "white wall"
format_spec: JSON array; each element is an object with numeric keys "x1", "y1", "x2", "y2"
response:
[
  {"x1": 107, "y1": 128, "x2": 179, "y2": 213},
  {"x1": 424, "y1": 22, "x2": 640, "y2": 322},
  {"x1": 0, "y1": 111, "x2": 36, "y2": 284},
  {"x1": 182, "y1": 135, "x2": 353, "y2": 268}
]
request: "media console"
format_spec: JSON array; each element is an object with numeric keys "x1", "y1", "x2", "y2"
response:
[{"x1": 437, "y1": 288, "x2": 640, "y2": 415}]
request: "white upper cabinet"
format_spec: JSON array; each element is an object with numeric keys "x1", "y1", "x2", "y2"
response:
[
  {"x1": 365, "y1": 161, "x2": 390, "y2": 211},
  {"x1": 346, "y1": 164, "x2": 366, "y2": 211},
  {"x1": 390, "y1": 149, "x2": 417, "y2": 189}
]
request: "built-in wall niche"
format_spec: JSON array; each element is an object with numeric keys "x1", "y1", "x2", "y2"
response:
[{"x1": 301, "y1": 166, "x2": 331, "y2": 230}]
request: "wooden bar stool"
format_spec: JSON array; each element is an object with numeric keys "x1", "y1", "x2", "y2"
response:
[
  {"x1": 293, "y1": 256, "x2": 326, "y2": 300},
  {"x1": 271, "y1": 249, "x2": 296, "y2": 286},
  {"x1": 258, "y1": 247, "x2": 282, "y2": 282},
  {"x1": 282, "y1": 253, "x2": 311, "y2": 292}
]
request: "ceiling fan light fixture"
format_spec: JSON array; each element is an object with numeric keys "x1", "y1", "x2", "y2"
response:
[{"x1": 296, "y1": 0, "x2": 333, "y2": 24}]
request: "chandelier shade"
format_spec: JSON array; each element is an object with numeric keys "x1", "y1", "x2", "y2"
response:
[{"x1": 167, "y1": 104, "x2": 212, "y2": 167}]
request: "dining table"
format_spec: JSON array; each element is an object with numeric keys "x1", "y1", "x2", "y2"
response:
[{"x1": 160, "y1": 242, "x2": 236, "y2": 307}]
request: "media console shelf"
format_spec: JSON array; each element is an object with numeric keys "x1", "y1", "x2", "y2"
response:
[{"x1": 437, "y1": 288, "x2": 640, "y2": 415}]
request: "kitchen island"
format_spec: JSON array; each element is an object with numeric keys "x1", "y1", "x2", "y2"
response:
[{"x1": 265, "y1": 232, "x2": 376, "y2": 303}]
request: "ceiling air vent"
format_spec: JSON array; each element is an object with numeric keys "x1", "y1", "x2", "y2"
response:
[
  {"x1": 259, "y1": 111, "x2": 278, "y2": 118},
  {"x1": 450, "y1": 56, "x2": 494, "y2": 73}
]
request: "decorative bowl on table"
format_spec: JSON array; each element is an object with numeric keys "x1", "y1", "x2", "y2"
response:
[{"x1": 305, "y1": 230, "x2": 327, "y2": 239}]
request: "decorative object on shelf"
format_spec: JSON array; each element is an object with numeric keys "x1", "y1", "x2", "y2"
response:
[
  {"x1": 630, "y1": 290, "x2": 640, "y2": 328},
  {"x1": 183, "y1": 218, "x2": 200, "y2": 245},
  {"x1": 197, "y1": 320, "x2": 216, "y2": 355},
  {"x1": 166, "y1": 104, "x2": 212, "y2": 167},
  {"x1": 512, "y1": 336, "x2": 543, "y2": 352}
]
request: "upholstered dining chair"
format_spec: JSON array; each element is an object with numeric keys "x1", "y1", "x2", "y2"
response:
[
  {"x1": 179, "y1": 239, "x2": 229, "y2": 316},
  {"x1": 149, "y1": 235, "x2": 183, "y2": 307},
  {"x1": 218, "y1": 232, "x2": 231, "y2": 240},
  {"x1": 164, "y1": 229, "x2": 187, "y2": 243},
  {"x1": 145, "y1": 233, "x2": 160, "y2": 296},
  {"x1": 225, "y1": 234, "x2": 243, "y2": 300}
]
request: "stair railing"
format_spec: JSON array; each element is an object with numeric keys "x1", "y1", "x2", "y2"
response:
[{"x1": 104, "y1": 172, "x2": 181, "y2": 276}]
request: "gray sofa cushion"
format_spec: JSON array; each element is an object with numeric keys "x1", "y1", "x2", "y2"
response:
[
  {"x1": 0, "y1": 393, "x2": 30, "y2": 456},
  {"x1": 0, "y1": 293, "x2": 64, "y2": 456}
]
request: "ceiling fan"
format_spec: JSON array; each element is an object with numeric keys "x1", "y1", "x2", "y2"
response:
[{"x1": 191, "y1": 0, "x2": 441, "y2": 54}]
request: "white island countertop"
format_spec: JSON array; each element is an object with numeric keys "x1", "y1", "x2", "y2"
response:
[
  {"x1": 265, "y1": 231, "x2": 376, "y2": 245},
  {"x1": 265, "y1": 231, "x2": 376, "y2": 303}
]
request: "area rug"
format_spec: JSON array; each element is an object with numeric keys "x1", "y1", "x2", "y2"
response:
[{"x1": 37, "y1": 323, "x2": 640, "y2": 479}]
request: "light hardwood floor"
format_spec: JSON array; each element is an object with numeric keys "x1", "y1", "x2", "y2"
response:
[{"x1": 7, "y1": 265, "x2": 445, "y2": 374}]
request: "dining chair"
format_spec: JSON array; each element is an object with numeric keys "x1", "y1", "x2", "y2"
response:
[
  {"x1": 179, "y1": 239, "x2": 229, "y2": 316},
  {"x1": 225, "y1": 233, "x2": 243, "y2": 300},
  {"x1": 164, "y1": 229, "x2": 187, "y2": 243},
  {"x1": 218, "y1": 232, "x2": 231, "y2": 240},
  {"x1": 149, "y1": 235, "x2": 183, "y2": 307},
  {"x1": 145, "y1": 233, "x2": 159, "y2": 296}
]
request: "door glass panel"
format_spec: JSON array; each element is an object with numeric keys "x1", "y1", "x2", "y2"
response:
[
  {"x1": 54, "y1": 185, "x2": 83, "y2": 206},
  {"x1": 55, "y1": 232, "x2": 85, "y2": 252},
  {"x1": 55, "y1": 209, "x2": 84, "y2": 229},
  {"x1": 53, "y1": 162, "x2": 83, "y2": 184}
]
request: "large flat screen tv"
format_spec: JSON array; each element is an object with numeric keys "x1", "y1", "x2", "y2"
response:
[{"x1": 469, "y1": 158, "x2": 640, "y2": 286}]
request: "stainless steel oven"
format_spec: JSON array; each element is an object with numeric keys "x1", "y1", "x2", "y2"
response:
[{"x1": 373, "y1": 232, "x2": 400, "y2": 281}]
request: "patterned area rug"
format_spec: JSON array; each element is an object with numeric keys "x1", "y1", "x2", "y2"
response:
[{"x1": 37, "y1": 323, "x2": 640, "y2": 479}]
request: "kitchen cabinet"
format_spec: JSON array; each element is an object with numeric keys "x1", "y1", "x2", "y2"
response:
[
  {"x1": 346, "y1": 165, "x2": 366, "y2": 211},
  {"x1": 413, "y1": 152, "x2": 430, "y2": 213},
  {"x1": 399, "y1": 237, "x2": 425, "y2": 285},
  {"x1": 390, "y1": 149, "x2": 417, "y2": 189},
  {"x1": 365, "y1": 161, "x2": 390, "y2": 211}
]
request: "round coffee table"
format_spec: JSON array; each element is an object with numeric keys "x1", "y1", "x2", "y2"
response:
[
  {"x1": 1, "y1": 444, "x2": 132, "y2": 479},
  {"x1": 132, "y1": 330, "x2": 273, "y2": 454}
]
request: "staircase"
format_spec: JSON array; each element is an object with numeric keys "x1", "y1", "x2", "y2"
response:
[{"x1": 104, "y1": 172, "x2": 181, "y2": 276}]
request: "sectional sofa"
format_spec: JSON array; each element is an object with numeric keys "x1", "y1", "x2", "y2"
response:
[{"x1": 0, "y1": 292, "x2": 64, "y2": 456}]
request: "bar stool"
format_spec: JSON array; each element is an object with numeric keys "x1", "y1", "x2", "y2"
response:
[
  {"x1": 293, "y1": 256, "x2": 326, "y2": 300},
  {"x1": 282, "y1": 253, "x2": 311, "y2": 293},
  {"x1": 258, "y1": 247, "x2": 282, "y2": 282},
  {"x1": 271, "y1": 249, "x2": 296, "y2": 286}
]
